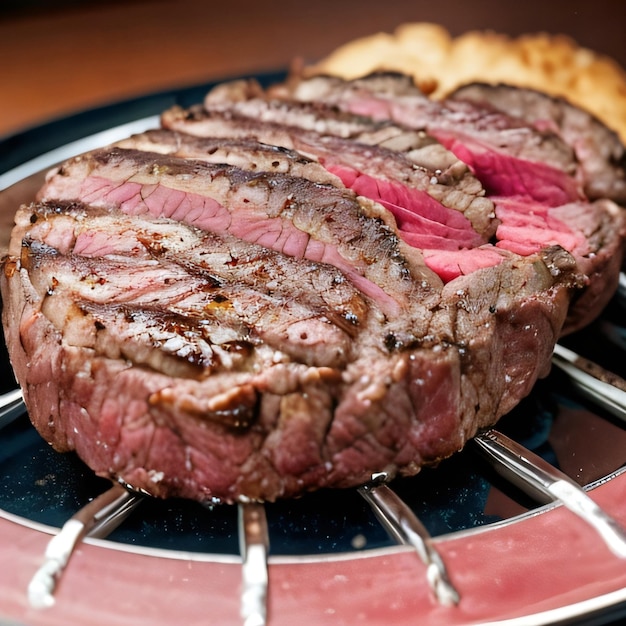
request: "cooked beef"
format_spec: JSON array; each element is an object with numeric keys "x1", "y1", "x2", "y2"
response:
[
  {"x1": 279, "y1": 73, "x2": 587, "y2": 206},
  {"x1": 161, "y1": 91, "x2": 498, "y2": 242},
  {"x1": 166, "y1": 77, "x2": 625, "y2": 327},
  {"x1": 448, "y1": 83, "x2": 626, "y2": 204},
  {"x1": 1, "y1": 71, "x2": 624, "y2": 503}
]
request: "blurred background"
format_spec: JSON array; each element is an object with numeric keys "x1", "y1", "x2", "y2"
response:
[{"x1": 1, "y1": 0, "x2": 625, "y2": 137}]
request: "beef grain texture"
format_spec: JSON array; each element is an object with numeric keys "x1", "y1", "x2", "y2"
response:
[
  {"x1": 448, "y1": 82, "x2": 626, "y2": 205},
  {"x1": 1, "y1": 72, "x2": 625, "y2": 503}
]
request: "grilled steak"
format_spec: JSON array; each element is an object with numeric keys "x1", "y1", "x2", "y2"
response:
[
  {"x1": 448, "y1": 83, "x2": 626, "y2": 204},
  {"x1": 1, "y1": 71, "x2": 624, "y2": 503},
  {"x1": 167, "y1": 76, "x2": 625, "y2": 329},
  {"x1": 282, "y1": 73, "x2": 626, "y2": 205}
]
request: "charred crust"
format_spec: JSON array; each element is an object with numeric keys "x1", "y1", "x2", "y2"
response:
[{"x1": 384, "y1": 332, "x2": 401, "y2": 352}]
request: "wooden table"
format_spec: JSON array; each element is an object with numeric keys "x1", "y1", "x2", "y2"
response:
[{"x1": 1, "y1": 0, "x2": 625, "y2": 138}]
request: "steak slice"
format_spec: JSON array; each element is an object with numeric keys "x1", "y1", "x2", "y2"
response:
[
  {"x1": 119, "y1": 128, "x2": 495, "y2": 274},
  {"x1": 1, "y1": 135, "x2": 585, "y2": 502},
  {"x1": 161, "y1": 89, "x2": 498, "y2": 242},
  {"x1": 448, "y1": 83, "x2": 626, "y2": 205},
  {"x1": 164, "y1": 78, "x2": 626, "y2": 328},
  {"x1": 278, "y1": 73, "x2": 586, "y2": 206}
]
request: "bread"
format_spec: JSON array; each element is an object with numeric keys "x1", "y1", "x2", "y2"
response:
[{"x1": 306, "y1": 23, "x2": 626, "y2": 142}]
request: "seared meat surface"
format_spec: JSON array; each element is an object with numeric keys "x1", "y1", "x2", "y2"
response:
[{"x1": 1, "y1": 72, "x2": 624, "y2": 503}]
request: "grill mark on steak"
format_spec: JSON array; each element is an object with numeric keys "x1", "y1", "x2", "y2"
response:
[{"x1": 160, "y1": 106, "x2": 520, "y2": 283}]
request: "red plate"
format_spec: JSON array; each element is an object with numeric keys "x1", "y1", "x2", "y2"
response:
[{"x1": 1, "y1": 469, "x2": 625, "y2": 625}]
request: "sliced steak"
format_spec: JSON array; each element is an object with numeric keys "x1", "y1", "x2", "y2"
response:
[
  {"x1": 2, "y1": 135, "x2": 585, "y2": 502},
  {"x1": 278, "y1": 73, "x2": 587, "y2": 206},
  {"x1": 162, "y1": 94, "x2": 498, "y2": 243},
  {"x1": 449, "y1": 82, "x2": 626, "y2": 204},
  {"x1": 2, "y1": 70, "x2": 625, "y2": 504}
]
